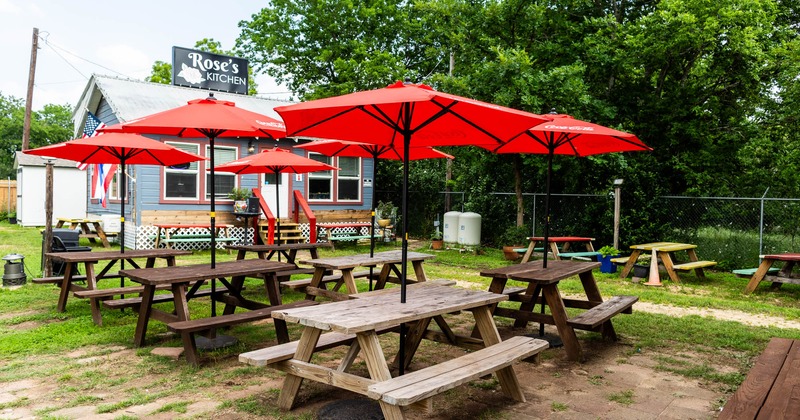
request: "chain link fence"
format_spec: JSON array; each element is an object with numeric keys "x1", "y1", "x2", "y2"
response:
[{"x1": 425, "y1": 191, "x2": 800, "y2": 271}]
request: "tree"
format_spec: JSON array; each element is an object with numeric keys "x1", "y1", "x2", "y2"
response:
[
  {"x1": 0, "y1": 93, "x2": 72, "y2": 178},
  {"x1": 145, "y1": 39, "x2": 259, "y2": 95},
  {"x1": 236, "y1": 0, "x2": 443, "y2": 99}
]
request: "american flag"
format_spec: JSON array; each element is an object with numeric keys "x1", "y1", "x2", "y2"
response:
[{"x1": 76, "y1": 112, "x2": 106, "y2": 170}]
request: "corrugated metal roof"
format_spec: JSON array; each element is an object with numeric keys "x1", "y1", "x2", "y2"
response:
[
  {"x1": 14, "y1": 151, "x2": 85, "y2": 168},
  {"x1": 76, "y1": 75, "x2": 295, "y2": 132}
]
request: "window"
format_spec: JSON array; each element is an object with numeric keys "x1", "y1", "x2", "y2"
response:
[
  {"x1": 306, "y1": 153, "x2": 361, "y2": 202},
  {"x1": 164, "y1": 142, "x2": 199, "y2": 199},
  {"x1": 337, "y1": 156, "x2": 360, "y2": 201},
  {"x1": 308, "y1": 153, "x2": 333, "y2": 201},
  {"x1": 107, "y1": 167, "x2": 121, "y2": 201},
  {"x1": 205, "y1": 145, "x2": 238, "y2": 199}
]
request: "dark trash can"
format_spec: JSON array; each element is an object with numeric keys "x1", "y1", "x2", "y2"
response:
[{"x1": 42, "y1": 229, "x2": 92, "y2": 276}]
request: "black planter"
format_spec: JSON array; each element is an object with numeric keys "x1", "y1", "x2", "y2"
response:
[
  {"x1": 8, "y1": 217, "x2": 16, "y2": 225},
  {"x1": 633, "y1": 264, "x2": 649, "y2": 277}
]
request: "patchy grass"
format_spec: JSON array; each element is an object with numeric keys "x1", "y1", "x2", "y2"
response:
[{"x1": 608, "y1": 389, "x2": 635, "y2": 405}]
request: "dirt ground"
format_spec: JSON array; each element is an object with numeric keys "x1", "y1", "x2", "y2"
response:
[{"x1": 3, "y1": 296, "x2": 786, "y2": 420}]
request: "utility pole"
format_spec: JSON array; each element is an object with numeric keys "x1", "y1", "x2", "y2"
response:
[
  {"x1": 444, "y1": 51, "x2": 454, "y2": 212},
  {"x1": 22, "y1": 27, "x2": 39, "y2": 151},
  {"x1": 44, "y1": 159, "x2": 54, "y2": 277}
]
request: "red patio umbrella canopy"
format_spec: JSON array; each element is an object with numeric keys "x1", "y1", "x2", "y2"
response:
[
  {"x1": 294, "y1": 139, "x2": 454, "y2": 161},
  {"x1": 27, "y1": 133, "x2": 209, "y2": 165},
  {"x1": 276, "y1": 81, "x2": 546, "y2": 148},
  {"x1": 214, "y1": 147, "x2": 338, "y2": 244},
  {"x1": 214, "y1": 147, "x2": 339, "y2": 175},
  {"x1": 100, "y1": 95, "x2": 286, "y2": 139},
  {"x1": 490, "y1": 113, "x2": 651, "y2": 268},
  {"x1": 494, "y1": 114, "x2": 651, "y2": 156}
]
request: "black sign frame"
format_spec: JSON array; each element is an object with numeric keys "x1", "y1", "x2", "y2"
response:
[{"x1": 172, "y1": 46, "x2": 249, "y2": 95}]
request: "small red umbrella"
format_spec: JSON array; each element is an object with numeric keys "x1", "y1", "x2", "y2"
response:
[
  {"x1": 27, "y1": 133, "x2": 206, "y2": 280},
  {"x1": 490, "y1": 113, "x2": 652, "y2": 267},
  {"x1": 294, "y1": 139, "x2": 453, "y2": 289},
  {"x1": 100, "y1": 93, "x2": 287, "y2": 269},
  {"x1": 214, "y1": 147, "x2": 338, "y2": 246},
  {"x1": 276, "y1": 81, "x2": 547, "y2": 375}
]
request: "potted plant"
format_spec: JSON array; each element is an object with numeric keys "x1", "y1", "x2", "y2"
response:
[
  {"x1": 376, "y1": 200, "x2": 396, "y2": 228},
  {"x1": 499, "y1": 225, "x2": 529, "y2": 261},
  {"x1": 7, "y1": 211, "x2": 16, "y2": 225},
  {"x1": 430, "y1": 230, "x2": 444, "y2": 250},
  {"x1": 227, "y1": 187, "x2": 252, "y2": 213},
  {"x1": 632, "y1": 254, "x2": 652, "y2": 278},
  {"x1": 597, "y1": 245, "x2": 620, "y2": 273}
]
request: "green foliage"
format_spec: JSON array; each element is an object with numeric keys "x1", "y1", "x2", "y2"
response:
[
  {"x1": 498, "y1": 225, "x2": 529, "y2": 246},
  {"x1": 430, "y1": 230, "x2": 443, "y2": 240},
  {"x1": 226, "y1": 187, "x2": 252, "y2": 201},
  {"x1": 598, "y1": 245, "x2": 620, "y2": 257},
  {"x1": 0, "y1": 93, "x2": 73, "y2": 178},
  {"x1": 375, "y1": 200, "x2": 396, "y2": 219}
]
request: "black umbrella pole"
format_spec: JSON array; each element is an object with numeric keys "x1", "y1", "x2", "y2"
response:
[
  {"x1": 542, "y1": 149, "x2": 554, "y2": 269},
  {"x1": 210, "y1": 136, "x2": 216, "y2": 317},
  {"x1": 275, "y1": 169, "x2": 281, "y2": 253},
  {"x1": 398, "y1": 135, "x2": 411, "y2": 376},
  {"x1": 120, "y1": 160, "x2": 126, "y2": 294},
  {"x1": 368, "y1": 157, "x2": 379, "y2": 291}
]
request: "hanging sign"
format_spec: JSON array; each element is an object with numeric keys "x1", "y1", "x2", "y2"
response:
[{"x1": 172, "y1": 46, "x2": 249, "y2": 95}]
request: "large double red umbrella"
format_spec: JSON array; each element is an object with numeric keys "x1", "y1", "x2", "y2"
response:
[
  {"x1": 100, "y1": 93, "x2": 287, "y2": 268},
  {"x1": 276, "y1": 80, "x2": 547, "y2": 374},
  {"x1": 26, "y1": 133, "x2": 206, "y2": 278},
  {"x1": 294, "y1": 139, "x2": 453, "y2": 290},
  {"x1": 490, "y1": 113, "x2": 652, "y2": 267},
  {"x1": 214, "y1": 147, "x2": 338, "y2": 248}
]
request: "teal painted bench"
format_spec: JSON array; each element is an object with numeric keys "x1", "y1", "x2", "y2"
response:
[
  {"x1": 732, "y1": 267, "x2": 780, "y2": 278},
  {"x1": 558, "y1": 251, "x2": 601, "y2": 261}
]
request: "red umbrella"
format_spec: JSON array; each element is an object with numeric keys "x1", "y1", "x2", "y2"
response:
[
  {"x1": 214, "y1": 147, "x2": 338, "y2": 247},
  {"x1": 294, "y1": 139, "x2": 453, "y2": 290},
  {"x1": 26, "y1": 133, "x2": 206, "y2": 281},
  {"x1": 490, "y1": 113, "x2": 652, "y2": 267},
  {"x1": 100, "y1": 93, "x2": 287, "y2": 269},
  {"x1": 276, "y1": 80, "x2": 547, "y2": 375}
]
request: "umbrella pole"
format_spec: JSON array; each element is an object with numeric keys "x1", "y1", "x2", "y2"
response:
[
  {"x1": 368, "y1": 156, "x2": 379, "y2": 291},
  {"x1": 542, "y1": 148, "x2": 554, "y2": 269},
  {"x1": 119, "y1": 159, "x2": 126, "y2": 294},
  {"x1": 210, "y1": 136, "x2": 216, "y2": 316},
  {"x1": 398, "y1": 129, "x2": 411, "y2": 376},
  {"x1": 275, "y1": 169, "x2": 281, "y2": 252}
]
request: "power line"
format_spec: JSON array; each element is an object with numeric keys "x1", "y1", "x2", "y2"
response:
[{"x1": 38, "y1": 32, "x2": 132, "y2": 79}]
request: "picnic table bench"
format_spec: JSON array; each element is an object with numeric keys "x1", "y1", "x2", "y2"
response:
[
  {"x1": 742, "y1": 253, "x2": 800, "y2": 294},
  {"x1": 618, "y1": 242, "x2": 717, "y2": 285},
  {"x1": 520, "y1": 236, "x2": 596, "y2": 263},
  {"x1": 720, "y1": 337, "x2": 800, "y2": 419},
  {"x1": 152, "y1": 223, "x2": 234, "y2": 249},
  {"x1": 55, "y1": 217, "x2": 111, "y2": 248},
  {"x1": 241, "y1": 282, "x2": 548, "y2": 419},
  {"x1": 120, "y1": 259, "x2": 301, "y2": 366}
]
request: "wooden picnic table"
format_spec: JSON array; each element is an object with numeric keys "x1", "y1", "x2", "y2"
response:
[
  {"x1": 45, "y1": 249, "x2": 191, "y2": 325},
  {"x1": 298, "y1": 250, "x2": 434, "y2": 300},
  {"x1": 743, "y1": 253, "x2": 800, "y2": 294},
  {"x1": 241, "y1": 282, "x2": 547, "y2": 419},
  {"x1": 55, "y1": 217, "x2": 111, "y2": 248},
  {"x1": 720, "y1": 337, "x2": 800, "y2": 419},
  {"x1": 152, "y1": 223, "x2": 233, "y2": 249},
  {"x1": 226, "y1": 242, "x2": 333, "y2": 263},
  {"x1": 520, "y1": 236, "x2": 596, "y2": 263},
  {"x1": 120, "y1": 259, "x2": 299, "y2": 366},
  {"x1": 480, "y1": 260, "x2": 637, "y2": 362},
  {"x1": 618, "y1": 242, "x2": 717, "y2": 285}
]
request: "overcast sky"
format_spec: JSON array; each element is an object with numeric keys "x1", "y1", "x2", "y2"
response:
[{"x1": 0, "y1": 0, "x2": 291, "y2": 111}]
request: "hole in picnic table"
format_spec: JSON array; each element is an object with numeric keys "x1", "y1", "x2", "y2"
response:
[{"x1": 318, "y1": 398, "x2": 383, "y2": 420}]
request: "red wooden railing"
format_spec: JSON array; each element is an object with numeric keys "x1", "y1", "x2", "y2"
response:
[
  {"x1": 251, "y1": 188, "x2": 276, "y2": 244},
  {"x1": 293, "y1": 190, "x2": 317, "y2": 243}
]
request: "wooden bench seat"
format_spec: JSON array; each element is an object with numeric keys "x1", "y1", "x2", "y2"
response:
[
  {"x1": 502, "y1": 286, "x2": 527, "y2": 296},
  {"x1": 239, "y1": 331, "x2": 358, "y2": 366},
  {"x1": 327, "y1": 235, "x2": 375, "y2": 242},
  {"x1": 558, "y1": 251, "x2": 600, "y2": 261},
  {"x1": 720, "y1": 337, "x2": 800, "y2": 419},
  {"x1": 32, "y1": 275, "x2": 89, "y2": 284},
  {"x1": 161, "y1": 237, "x2": 237, "y2": 244},
  {"x1": 73, "y1": 281, "x2": 198, "y2": 299},
  {"x1": 610, "y1": 257, "x2": 630, "y2": 265},
  {"x1": 672, "y1": 260, "x2": 717, "y2": 271},
  {"x1": 366, "y1": 336, "x2": 548, "y2": 407},
  {"x1": 732, "y1": 267, "x2": 781, "y2": 278},
  {"x1": 170, "y1": 300, "x2": 318, "y2": 366},
  {"x1": 280, "y1": 270, "x2": 373, "y2": 290},
  {"x1": 102, "y1": 287, "x2": 221, "y2": 310},
  {"x1": 275, "y1": 268, "x2": 316, "y2": 277},
  {"x1": 567, "y1": 295, "x2": 638, "y2": 330}
]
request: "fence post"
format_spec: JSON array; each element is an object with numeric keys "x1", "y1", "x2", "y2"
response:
[{"x1": 759, "y1": 188, "x2": 769, "y2": 258}]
